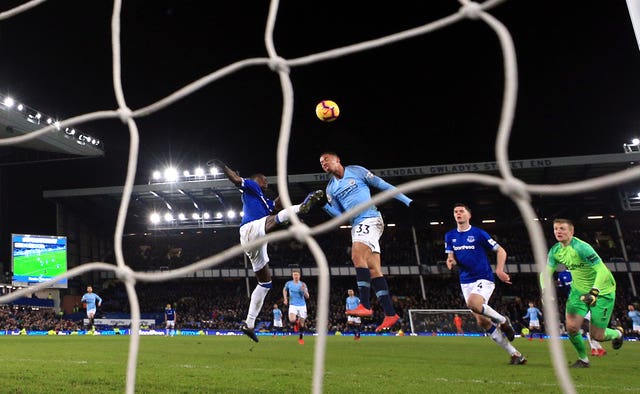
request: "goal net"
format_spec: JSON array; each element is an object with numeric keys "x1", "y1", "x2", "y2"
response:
[
  {"x1": 408, "y1": 309, "x2": 476, "y2": 335},
  {"x1": 1, "y1": 1, "x2": 639, "y2": 394}
]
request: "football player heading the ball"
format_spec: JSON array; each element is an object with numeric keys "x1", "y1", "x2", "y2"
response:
[
  {"x1": 542, "y1": 218, "x2": 624, "y2": 368},
  {"x1": 318, "y1": 151, "x2": 427, "y2": 332}
]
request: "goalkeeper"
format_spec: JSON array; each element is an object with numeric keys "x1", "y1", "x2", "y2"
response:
[{"x1": 542, "y1": 218, "x2": 623, "y2": 368}]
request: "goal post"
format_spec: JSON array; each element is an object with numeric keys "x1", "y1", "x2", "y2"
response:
[
  {"x1": 408, "y1": 309, "x2": 477, "y2": 335},
  {"x1": 628, "y1": 0, "x2": 640, "y2": 52}
]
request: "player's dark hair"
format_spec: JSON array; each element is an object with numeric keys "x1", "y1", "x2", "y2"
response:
[{"x1": 453, "y1": 202, "x2": 470, "y2": 213}]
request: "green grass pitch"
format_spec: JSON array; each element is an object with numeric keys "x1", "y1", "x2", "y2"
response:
[
  {"x1": 13, "y1": 249, "x2": 67, "y2": 277},
  {"x1": 0, "y1": 335, "x2": 637, "y2": 393}
]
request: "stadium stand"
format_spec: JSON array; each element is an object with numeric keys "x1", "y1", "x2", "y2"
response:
[{"x1": 1, "y1": 153, "x2": 639, "y2": 336}]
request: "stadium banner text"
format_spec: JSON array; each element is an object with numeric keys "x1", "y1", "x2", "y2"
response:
[{"x1": 83, "y1": 318, "x2": 156, "y2": 326}]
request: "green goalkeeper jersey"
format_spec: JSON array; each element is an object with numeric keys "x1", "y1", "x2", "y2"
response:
[{"x1": 544, "y1": 236, "x2": 616, "y2": 295}]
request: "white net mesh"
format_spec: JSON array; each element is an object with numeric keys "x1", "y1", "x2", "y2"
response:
[{"x1": 1, "y1": 1, "x2": 639, "y2": 393}]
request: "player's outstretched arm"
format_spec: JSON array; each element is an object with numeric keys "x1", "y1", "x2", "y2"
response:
[{"x1": 208, "y1": 159, "x2": 242, "y2": 186}]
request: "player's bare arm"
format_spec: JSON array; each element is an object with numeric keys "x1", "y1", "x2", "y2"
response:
[
  {"x1": 273, "y1": 196, "x2": 284, "y2": 211},
  {"x1": 446, "y1": 253, "x2": 457, "y2": 270},
  {"x1": 494, "y1": 246, "x2": 511, "y2": 284},
  {"x1": 210, "y1": 159, "x2": 242, "y2": 186}
]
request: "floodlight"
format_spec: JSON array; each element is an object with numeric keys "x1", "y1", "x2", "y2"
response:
[
  {"x1": 3, "y1": 97, "x2": 14, "y2": 107},
  {"x1": 149, "y1": 212, "x2": 161, "y2": 224},
  {"x1": 163, "y1": 167, "x2": 179, "y2": 182}
]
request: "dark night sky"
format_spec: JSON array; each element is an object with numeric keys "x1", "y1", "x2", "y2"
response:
[{"x1": 0, "y1": 1, "x2": 639, "y2": 238}]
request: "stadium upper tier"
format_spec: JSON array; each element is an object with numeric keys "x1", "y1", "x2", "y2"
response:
[{"x1": 43, "y1": 151, "x2": 640, "y2": 233}]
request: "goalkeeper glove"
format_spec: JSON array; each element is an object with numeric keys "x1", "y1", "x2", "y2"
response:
[{"x1": 580, "y1": 288, "x2": 599, "y2": 306}]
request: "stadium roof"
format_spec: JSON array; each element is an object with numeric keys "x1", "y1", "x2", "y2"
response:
[
  {"x1": 0, "y1": 96, "x2": 104, "y2": 164},
  {"x1": 43, "y1": 152, "x2": 640, "y2": 233}
]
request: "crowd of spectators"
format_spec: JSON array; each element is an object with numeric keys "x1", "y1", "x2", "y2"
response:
[
  {"x1": 3, "y1": 217, "x2": 639, "y2": 334},
  {"x1": 0, "y1": 306, "x2": 80, "y2": 332},
  {"x1": 4, "y1": 271, "x2": 638, "y2": 337},
  {"x1": 121, "y1": 219, "x2": 640, "y2": 271}
]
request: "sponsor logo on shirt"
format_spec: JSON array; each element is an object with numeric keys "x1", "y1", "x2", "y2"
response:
[{"x1": 453, "y1": 245, "x2": 476, "y2": 251}]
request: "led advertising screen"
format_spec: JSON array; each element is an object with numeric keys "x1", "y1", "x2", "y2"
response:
[{"x1": 11, "y1": 234, "x2": 68, "y2": 288}]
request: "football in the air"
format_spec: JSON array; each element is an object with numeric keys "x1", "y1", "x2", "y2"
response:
[{"x1": 315, "y1": 100, "x2": 340, "y2": 122}]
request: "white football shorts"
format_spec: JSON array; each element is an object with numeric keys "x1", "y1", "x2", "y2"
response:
[
  {"x1": 239, "y1": 217, "x2": 269, "y2": 272},
  {"x1": 351, "y1": 217, "x2": 384, "y2": 253},
  {"x1": 288, "y1": 305, "x2": 308, "y2": 319},
  {"x1": 461, "y1": 279, "x2": 495, "y2": 304}
]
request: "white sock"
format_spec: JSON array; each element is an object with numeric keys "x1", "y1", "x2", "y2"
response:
[
  {"x1": 275, "y1": 205, "x2": 301, "y2": 224},
  {"x1": 587, "y1": 332, "x2": 602, "y2": 350},
  {"x1": 481, "y1": 304, "x2": 506, "y2": 324},
  {"x1": 491, "y1": 326, "x2": 517, "y2": 354},
  {"x1": 246, "y1": 282, "x2": 271, "y2": 328}
]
